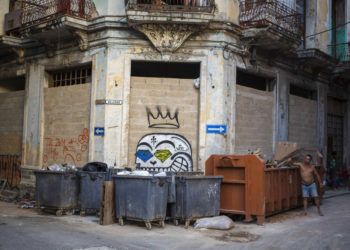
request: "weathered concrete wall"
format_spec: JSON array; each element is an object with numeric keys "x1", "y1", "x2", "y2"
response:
[
  {"x1": 128, "y1": 77, "x2": 199, "y2": 171},
  {"x1": 0, "y1": 90, "x2": 24, "y2": 154},
  {"x1": 43, "y1": 84, "x2": 91, "y2": 167},
  {"x1": 93, "y1": 0, "x2": 126, "y2": 16},
  {"x1": 305, "y1": 0, "x2": 332, "y2": 53},
  {"x1": 289, "y1": 95, "x2": 318, "y2": 148},
  {"x1": 0, "y1": 0, "x2": 9, "y2": 36},
  {"x1": 22, "y1": 64, "x2": 44, "y2": 168},
  {"x1": 235, "y1": 85, "x2": 274, "y2": 159},
  {"x1": 215, "y1": 0, "x2": 239, "y2": 24}
]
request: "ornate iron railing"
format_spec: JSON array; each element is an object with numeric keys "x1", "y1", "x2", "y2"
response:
[
  {"x1": 127, "y1": 0, "x2": 215, "y2": 13},
  {"x1": 239, "y1": 0, "x2": 303, "y2": 39},
  {"x1": 21, "y1": 0, "x2": 97, "y2": 26}
]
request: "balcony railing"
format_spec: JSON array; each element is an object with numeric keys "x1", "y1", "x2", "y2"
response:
[
  {"x1": 21, "y1": 0, "x2": 97, "y2": 27},
  {"x1": 126, "y1": 0, "x2": 215, "y2": 13},
  {"x1": 239, "y1": 0, "x2": 302, "y2": 39}
]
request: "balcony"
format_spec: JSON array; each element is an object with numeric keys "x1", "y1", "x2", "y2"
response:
[
  {"x1": 126, "y1": 0, "x2": 215, "y2": 25},
  {"x1": 21, "y1": 0, "x2": 96, "y2": 28},
  {"x1": 3, "y1": 0, "x2": 98, "y2": 55},
  {"x1": 296, "y1": 48, "x2": 338, "y2": 75},
  {"x1": 127, "y1": 0, "x2": 214, "y2": 13},
  {"x1": 329, "y1": 43, "x2": 350, "y2": 80},
  {"x1": 125, "y1": 0, "x2": 215, "y2": 53},
  {"x1": 239, "y1": 0, "x2": 303, "y2": 50}
]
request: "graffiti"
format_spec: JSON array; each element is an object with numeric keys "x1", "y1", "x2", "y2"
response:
[
  {"x1": 146, "y1": 106, "x2": 180, "y2": 129},
  {"x1": 135, "y1": 133, "x2": 193, "y2": 172},
  {"x1": 43, "y1": 128, "x2": 89, "y2": 166}
]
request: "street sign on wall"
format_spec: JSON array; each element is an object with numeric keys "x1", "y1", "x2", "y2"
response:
[
  {"x1": 206, "y1": 124, "x2": 227, "y2": 134},
  {"x1": 94, "y1": 127, "x2": 105, "y2": 136}
]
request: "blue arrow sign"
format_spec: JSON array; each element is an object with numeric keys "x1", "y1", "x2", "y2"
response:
[
  {"x1": 94, "y1": 127, "x2": 105, "y2": 136},
  {"x1": 206, "y1": 124, "x2": 227, "y2": 134}
]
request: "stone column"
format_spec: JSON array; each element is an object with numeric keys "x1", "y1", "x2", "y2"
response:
[
  {"x1": 345, "y1": 91, "x2": 350, "y2": 167},
  {"x1": 22, "y1": 63, "x2": 45, "y2": 168},
  {"x1": 317, "y1": 82, "x2": 328, "y2": 164},
  {"x1": 90, "y1": 47, "x2": 125, "y2": 166},
  {"x1": 203, "y1": 49, "x2": 236, "y2": 166},
  {"x1": 275, "y1": 71, "x2": 289, "y2": 142},
  {"x1": 20, "y1": 62, "x2": 45, "y2": 198}
]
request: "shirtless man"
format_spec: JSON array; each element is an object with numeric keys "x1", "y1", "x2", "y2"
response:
[{"x1": 294, "y1": 154, "x2": 324, "y2": 216}]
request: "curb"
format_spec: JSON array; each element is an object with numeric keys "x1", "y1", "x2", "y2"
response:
[{"x1": 323, "y1": 192, "x2": 350, "y2": 199}]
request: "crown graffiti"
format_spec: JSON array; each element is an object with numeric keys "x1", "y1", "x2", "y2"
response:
[{"x1": 146, "y1": 106, "x2": 180, "y2": 129}]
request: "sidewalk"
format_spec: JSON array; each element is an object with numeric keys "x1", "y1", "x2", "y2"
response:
[{"x1": 323, "y1": 188, "x2": 350, "y2": 199}]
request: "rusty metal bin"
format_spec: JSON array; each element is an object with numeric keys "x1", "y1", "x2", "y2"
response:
[{"x1": 205, "y1": 155, "x2": 304, "y2": 224}]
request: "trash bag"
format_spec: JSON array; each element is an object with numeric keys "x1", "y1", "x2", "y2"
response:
[
  {"x1": 194, "y1": 215, "x2": 235, "y2": 230},
  {"x1": 82, "y1": 162, "x2": 108, "y2": 172}
]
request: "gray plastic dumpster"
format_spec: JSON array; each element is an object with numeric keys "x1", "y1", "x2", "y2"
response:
[
  {"x1": 79, "y1": 171, "x2": 107, "y2": 216},
  {"x1": 113, "y1": 175, "x2": 169, "y2": 230},
  {"x1": 34, "y1": 170, "x2": 79, "y2": 216},
  {"x1": 170, "y1": 176, "x2": 223, "y2": 228}
]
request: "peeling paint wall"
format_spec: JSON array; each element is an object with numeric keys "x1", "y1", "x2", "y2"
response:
[
  {"x1": 0, "y1": 90, "x2": 24, "y2": 154},
  {"x1": 315, "y1": 0, "x2": 331, "y2": 53},
  {"x1": 0, "y1": 0, "x2": 9, "y2": 36},
  {"x1": 93, "y1": 0, "x2": 126, "y2": 16}
]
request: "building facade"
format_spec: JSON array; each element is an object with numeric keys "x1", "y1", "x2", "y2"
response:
[{"x1": 0, "y1": 0, "x2": 349, "y2": 193}]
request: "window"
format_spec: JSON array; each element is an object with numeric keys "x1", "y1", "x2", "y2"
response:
[
  {"x1": 48, "y1": 66, "x2": 92, "y2": 88},
  {"x1": 289, "y1": 84, "x2": 316, "y2": 100},
  {"x1": 237, "y1": 70, "x2": 274, "y2": 91}
]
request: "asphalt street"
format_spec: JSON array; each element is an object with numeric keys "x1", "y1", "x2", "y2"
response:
[{"x1": 0, "y1": 194, "x2": 349, "y2": 250}]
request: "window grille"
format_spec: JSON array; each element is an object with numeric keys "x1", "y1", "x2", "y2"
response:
[{"x1": 50, "y1": 66, "x2": 91, "y2": 88}]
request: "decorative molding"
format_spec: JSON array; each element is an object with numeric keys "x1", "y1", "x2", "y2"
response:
[
  {"x1": 134, "y1": 23, "x2": 202, "y2": 53},
  {"x1": 11, "y1": 47, "x2": 25, "y2": 64},
  {"x1": 42, "y1": 40, "x2": 56, "y2": 58},
  {"x1": 73, "y1": 30, "x2": 89, "y2": 51}
]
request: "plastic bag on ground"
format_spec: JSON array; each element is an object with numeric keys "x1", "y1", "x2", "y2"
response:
[{"x1": 194, "y1": 215, "x2": 235, "y2": 230}]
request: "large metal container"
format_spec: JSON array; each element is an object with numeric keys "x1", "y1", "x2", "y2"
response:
[
  {"x1": 170, "y1": 176, "x2": 223, "y2": 228},
  {"x1": 34, "y1": 170, "x2": 79, "y2": 216},
  {"x1": 113, "y1": 175, "x2": 169, "y2": 230},
  {"x1": 205, "y1": 154, "x2": 323, "y2": 224},
  {"x1": 78, "y1": 171, "x2": 107, "y2": 216}
]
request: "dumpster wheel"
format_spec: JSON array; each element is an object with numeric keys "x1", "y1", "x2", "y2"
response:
[
  {"x1": 80, "y1": 210, "x2": 86, "y2": 216},
  {"x1": 65, "y1": 210, "x2": 74, "y2": 216},
  {"x1": 118, "y1": 218, "x2": 124, "y2": 226},
  {"x1": 184, "y1": 220, "x2": 191, "y2": 229},
  {"x1": 145, "y1": 222, "x2": 152, "y2": 230},
  {"x1": 55, "y1": 209, "x2": 63, "y2": 216},
  {"x1": 173, "y1": 219, "x2": 179, "y2": 226},
  {"x1": 160, "y1": 220, "x2": 165, "y2": 228}
]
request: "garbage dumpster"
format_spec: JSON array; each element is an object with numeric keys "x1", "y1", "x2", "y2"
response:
[
  {"x1": 79, "y1": 171, "x2": 107, "y2": 216},
  {"x1": 114, "y1": 175, "x2": 169, "y2": 230},
  {"x1": 34, "y1": 170, "x2": 79, "y2": 216},
  {"x1": 170, "y1": 175, "x2": 223, "y2": 228},
  {"x1": 205, "y1": 154, "x2": 323, "y2": 224}
]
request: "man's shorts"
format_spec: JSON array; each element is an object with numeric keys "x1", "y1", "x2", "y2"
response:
[{"x1": 302, "y1": 182, "x2": 318, "y2": 198}]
